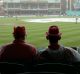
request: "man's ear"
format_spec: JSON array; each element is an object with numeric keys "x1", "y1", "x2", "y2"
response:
[
  {"x1": 58, "y1": 36, "x2": 61, "y2": 40},
  {"x1": 46, "y1": 35, "x2": 49, "y2": 40}
]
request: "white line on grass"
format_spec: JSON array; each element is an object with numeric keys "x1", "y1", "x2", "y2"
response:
[{"x1": 23, "y1": 18, "x2": 80, "y2": 23}]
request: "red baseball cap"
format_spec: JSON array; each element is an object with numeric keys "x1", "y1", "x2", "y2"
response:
[
  {"x1": 46, "y1": 25, "x2": 62, "y2": 36},
  {"x1": 13, "y1": 26, "x2": 26, "y2": 36}
]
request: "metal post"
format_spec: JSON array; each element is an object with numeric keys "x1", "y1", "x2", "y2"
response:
[
  {"x1": 7, "y1": 0, "x2": 8, "y2": 17},
  {"x1": 70, "y1": 0, "x2": 72, "y2": 10},
  {"x1": 60, "y1": 0, "x2": 61, "y2": 15}
]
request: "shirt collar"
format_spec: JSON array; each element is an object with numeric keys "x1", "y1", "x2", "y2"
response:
[
  {"x1": 48, "y1": 44, "x2": 60, "y2": 50},
  {"x1": 13, "y1": 39, "x2": 25, "y2": 44}
]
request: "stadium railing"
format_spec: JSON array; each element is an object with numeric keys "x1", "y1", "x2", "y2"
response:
[
  {"x1": 29, "y1": 63, "x2": 78, "y2": 74},
  {"x1": 0, "y1": 61, "x2": 80, "y2": 74},
  {"x1": 0, "y1": 62, "x2": 25, "y2": 74}
]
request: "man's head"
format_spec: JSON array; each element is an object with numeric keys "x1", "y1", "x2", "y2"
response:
[
  {"x1": 13, "y1": 26, "x2": 26, "y2": 40},
  {"x1": 46, "y1": 25, "x2": 62, "y2": 43}
]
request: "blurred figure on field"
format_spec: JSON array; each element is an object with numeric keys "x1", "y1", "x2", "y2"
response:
[
  {"x1": 39, "y1": 25, "x2": 80, "y2": 63},
  {"x1": 0, "y1": 26, "x2": 37, "y2": 64},
  {"x1": 76, "y1": 17, "x2": 78, "y2": 24}
]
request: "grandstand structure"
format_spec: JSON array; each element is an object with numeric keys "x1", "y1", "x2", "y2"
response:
[
  {"x1": 0, "y1": 0, "x2": 4, "y2": 16},
  {"x1": 2, "y1": 0, "x2": 63, "y2": 16},
  {"x1": 74, "y1": 0, "x2": 80, "y2": 10},
  {"x1": 0, "y1": 0, "x2": 80, "y2": 16}
]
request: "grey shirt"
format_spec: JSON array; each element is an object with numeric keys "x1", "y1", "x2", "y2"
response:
[{"x1": 40, "y1": 46, "x2": 80, "y2": 63}]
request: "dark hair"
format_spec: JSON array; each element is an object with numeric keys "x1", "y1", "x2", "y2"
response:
[
  {"x1": 47, "y1": 35, "x2": 61, "y2": 43},
  {"x1": 13, "y1": 26, "x2": 26, "y2": 40},
  {"x1": 14, "y1": 34, "x2": 25, "y2": 40}
]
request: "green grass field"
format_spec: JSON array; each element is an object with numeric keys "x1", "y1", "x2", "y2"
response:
[{"x1": 0, "y1": 17, "x2": 80, "y2": 50}]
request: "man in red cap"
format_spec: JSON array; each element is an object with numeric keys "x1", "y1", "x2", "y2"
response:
[
  {"x1": 0, "y1": 26, "x2": 37, "y2": 63},
  {"x1": 40, "y1": 25, "x2": 80, "y2": 63}
]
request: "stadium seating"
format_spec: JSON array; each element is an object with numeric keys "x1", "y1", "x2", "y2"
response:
[
  {"x1": 73, "y1": 62, "x2": 80, "y2": 74},
  {"x1": 66, "y1": 10, "x2": 80, "y2": 16},
  {"x1": 0, "y1": 61, "x2": 80, "y2": 74},
  {"x1": 31, "y1": 63, "x2": 78, "y2": 74},
  {"x1": 0, "y1": 62, "x2": 25, "y2": 74},
  {"x1": 71, "y1": 47, "x2": 80, "y2": 53}
]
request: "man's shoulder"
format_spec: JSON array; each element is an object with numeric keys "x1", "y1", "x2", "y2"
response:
[
  {"x1": 63, "y1": 46, "x2": 77, "y2": 52},
  {"x1": 1, "y1": 43, "x2": 13, "y2": 48},
  {"x1": 61, "y1": 46, "x2": 78, "y2": 55},
  {"x1": 24, "y1": 43, "x2": 36, "y2": 49},
  {"x1": 60, "y1": 46, "x2": 73, "y2": 51}
]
